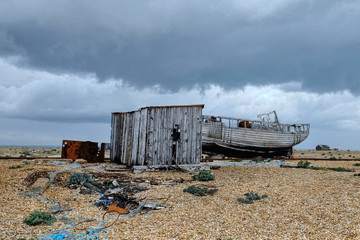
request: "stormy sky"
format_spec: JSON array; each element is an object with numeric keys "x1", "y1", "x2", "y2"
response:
[{"x1": 0, "y1": 0, "x2": 360, "y2": 150}]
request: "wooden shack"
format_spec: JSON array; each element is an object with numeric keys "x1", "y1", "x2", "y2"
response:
[{"x1": 110, "y1": 105, "x2": 204, "y2": 166}]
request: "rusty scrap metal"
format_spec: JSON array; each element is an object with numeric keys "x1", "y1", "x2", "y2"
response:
[
  {"x1": 61, "y1": 140, "x2": 105, "y2": 163},
  {"x1": 106, "y1": 202, "x2": 129, "y2": 215}
]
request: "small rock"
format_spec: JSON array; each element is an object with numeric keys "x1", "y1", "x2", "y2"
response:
[
  {"x1": 150, "y1": 179, "x2": 159, "y2": 185},
  {"x1": 75, "y1": 159, "x2": 88, "y2": 164}
]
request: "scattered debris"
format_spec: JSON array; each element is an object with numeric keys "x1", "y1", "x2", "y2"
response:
[
  {"x1": 237, "y1": 192, "x2": 268, "y2": 204},
  {"x1": 23, "y1": 211, "x2": 56, "y2": 226},
  {"x1": 49, "y1": 201, "x2": 72, "y2": 214},
  {"x1": 106, "y1": 202, "x2": 129, "y2": 214},
  {"x1": 40, "y1": 218, "x2": 109, "y2": 240},
  {"x1": 169, "y1": 178, "x2": 185, "y2": 184},
  {"x1": 192, "y1": 170, "x2": 215, "y2": 181},
  {"x1": 24, "y1": 171, "x2": 50, "y2": 187}
]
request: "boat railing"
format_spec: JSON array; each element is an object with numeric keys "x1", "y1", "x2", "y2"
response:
[{"x1": 202, "y1": 115, "x2": 310, "y2": 133}]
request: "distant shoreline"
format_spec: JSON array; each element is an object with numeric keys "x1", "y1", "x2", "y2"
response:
[{"x1": 0, "y1": 145, "x2": 61, "y2": 148}]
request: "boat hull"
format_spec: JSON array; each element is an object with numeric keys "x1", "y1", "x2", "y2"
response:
[
  {"x1": 202, "y1": 121, "x2": 309, "y2": 158},
  {"x1": 202, "y1": 141, "x2": 293, "y2": 158}
]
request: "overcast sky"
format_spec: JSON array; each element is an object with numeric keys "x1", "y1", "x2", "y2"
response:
[{"x1": 0, "y1": 0, "x2": 360, "y2": 150}]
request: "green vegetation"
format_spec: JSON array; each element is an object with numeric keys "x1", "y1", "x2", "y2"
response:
[
  {"x1": 354, "y1": 163, "x2": 360, "y2": 167},
  {"x1": 330, "y1": 167, "x2": 349, "y2": 172},
  {"x1": 67, "y1": 172, "x2": 93, "y2": 185},
  {"x1": 297, "y1": 161, "x2": 353, "y2": 172},
  {"x1": 237, "y1": 192, "x2": 268, "y2": 204},
  {"x1": 183, "y1": 185, "x2": 218, "y2": 196},
  {"x1": 9, "y1": 165, "x2": 23, "y2": 169},
  {"x1": 23, "y1": 211, "x2": 56, "y2": 226},
  {"x1": 192, "y1": 170, "x2": 215, "y2": 181},
  {"x1": 297, "y1": 160, "x2": 311, "y2": 168},
  {"x1": 252, "y1": 156, "x2": 263, "y2": 163}
]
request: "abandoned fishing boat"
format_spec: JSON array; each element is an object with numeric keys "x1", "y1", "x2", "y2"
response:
[{"x1": 202, "y1": 111, "x2": 310, "y2": 158}]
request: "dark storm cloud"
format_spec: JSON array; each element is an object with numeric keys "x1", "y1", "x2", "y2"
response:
[{"x1": 1, "y1": 0, "x2": 360, "y2": 93}]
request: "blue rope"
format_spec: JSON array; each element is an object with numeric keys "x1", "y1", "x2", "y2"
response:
[
  {"x1": 41, "y1": 219, "x2": 110, "y2": 240},
  {"x1": 144, "y1": 203, "x2": 158, "y2": 217},
  {"x1": 94, "y1": 199, "x2": 111, "y2": 208},
  {"x1": 42, "y1": 202, "x2": 146, "y2": 239}
]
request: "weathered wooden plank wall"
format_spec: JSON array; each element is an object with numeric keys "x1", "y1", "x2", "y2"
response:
[{"x1": 111, "y1": 105, "x2": 203, "y2": 166}]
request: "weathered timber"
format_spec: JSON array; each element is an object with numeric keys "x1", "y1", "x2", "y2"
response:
[{"x1": 111, "y1": 105, "x2": 204, "y2": 166}]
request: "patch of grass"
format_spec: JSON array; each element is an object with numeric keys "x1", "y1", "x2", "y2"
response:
[
  {"x1": 9, "y1": 165, "x2": 23, "y2": 169},
  {"x1": 297, "y1": 160, "x2": 311, "y2": 168},
  {"x1": 330, "y1": 167, "x2": 349, "y2": 172},
  {"x1": 183, "y1": 185, "x2": 218, "y2": 196},
  {"x1": 297, "y1": 161, "x2": 352, "y2": 172},
  {"x1": 192, "y1": 170, "x2": 215, "y2": 181},
  {"x1": 353, "y1": 163, "x2": 360, "y2": 167},
  {"x1": 24, "y1": 161, "x2": 30, "y2": 165},
  {"x1": 23, "y1": 211, "x2": 56, "y2": 226},
  {"x1": 237, "y1": 192, "x2": 268, "y2": 204},
  {"x1": 309, "y1": 166, "x2": 326, "y2": 171}
]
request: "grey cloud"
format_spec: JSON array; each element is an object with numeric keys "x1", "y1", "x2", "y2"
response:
[{"x1": 0, "y1": 0, "x2": 360, "y2": 93}]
